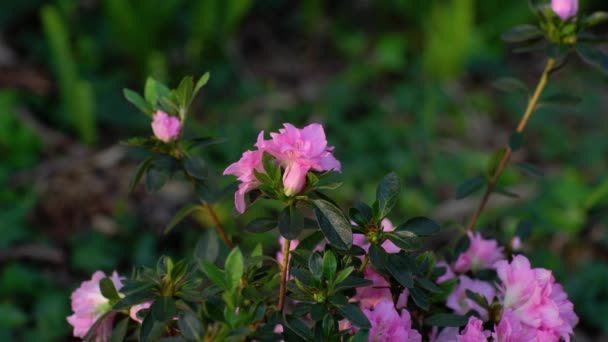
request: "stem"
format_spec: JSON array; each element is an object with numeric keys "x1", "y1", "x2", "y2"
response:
[
  {"x1": 359, "y1": 254, "x2": 369, "y2": 272},
  {"x1": 278, "y1": 239, "x2": 291, "y2": 312},
  {"x1": 466, "y1": 58, "x2": 555, "y2": 232},
  {"x1": 201, "y1": 201, "x2": 234, "y2": 249}
]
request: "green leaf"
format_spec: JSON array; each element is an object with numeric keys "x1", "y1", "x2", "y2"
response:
[
  {"x1": 577, "y1": 43, "x2": 608, "y2": 75},
  {"x1": 308, "y1": 252, "x2": 323, "y2": 279},
  {"x1": 113, "y1": 289, "x2": 157, "y2": 310},
  {"x1": 199, "y1": 260, "x2": 227, "y2": 289},
  {"x1": 312, "y1": 199, "x2": 353, "y2": 250},
  {"x1": 368, "y1": 245, "x2": 388, "y2": 272},
  {"x1": 336, "y1": 304, "x2": 371, "y2": 329},
  {"x1": 123, "y1": 88, "x2": 151, "y2": 115},
  {"x1": 424, "y1": 313, "x2": 468, "y2": 327},
  {"x1": 334, "y1": 275, "x2": 373, "y2": 291},
  {"x1": 129, "y1": 157, "x2": 153, "y2": 193},
  {"x1": 492, "y1": 77, "x2": 529, "y2": 93},
  {"x1": 194, "y1": 228, "x2": 219, "y2": 262},
  {"x1": 245, "y1": 218, "x2": 277, "y2": 233},
  {"x1": 184, "y1": 154, "x2": 207, "y2": 180},
  {"x1": 322, "y1": 250, "x2": 337, "y2": 280},
  {"x1": 224, "y1": 247, "x2": 244, "y2": 291},
  {"x1": 501, "y1": 24, "x2": 543, "y2": 43},
  {"x1": 516, "y1": 220, "x2": 533, "y2": 241},
  {"x1": 375, "y1": 172, "x2": 401, "y2": 219},
  {"x1": 509, "y1": 132, "x2": 524, "y2": 151},
  {"x1": 351, "y1": 330, "x2": 369, "y2": 342},
  {"x1": 185, "y1": 136, "x2": 227, "y2": 151},
  {"x1": 514, "y1": 162, "x2": 544, "y2": 177},
  {"x1": 546, "y1": 43, "x2": 569, "y2": 60},
  {"x1": 415, "y1": 278, "x2": 442, "y2": 293},
  {"x1": 465, "y1": 289, "x2": 490, "y2": 309},
  {"x1": 536, "y1": 93, "x2": 582, "y2": 110},
  {"x1": 396, "y1": 217, "x2": 441, "y2": 236},
  {"x1": 455, "y1": 176, "x2": 485, "y2": 199},
  {"x1": 386, "y1": 230, "x2": 420, "y2": 251},
  {"x1": 177, "y1": 76, "x2": 194, "y2": 110},
  {"x1": 178, "y1": 312, "x2": 202, "y2": 340},
  {"x1": 487, "y1": 148, "x2": 507, "y2": 177},
  {"x1": 584, "y1": 11, "x2": 608, "y2": 28},
  {"x1": 430, "y1": 278, "x2": 458, "y2": 303},
  {"x1": 144, "y1": 77, "x2": 159, "y2": 104},
  {"x1": 334, "y1": 266, "x2": 354, "y2": 284},
  {"x1": 261, "y1": 152, "x2": 281, "y2": 184},
  {"x1": 194, "y1": 72, "x2": 210, "y2": 96},
  {"x1": 454, "y1": 234, "x2": 471, "y2": 255},
  {"x1": 165, "y1": 204, "x2": 202, "y2": 234},
  {"x1": 145, "y1": 167, "x2": 169, "y2": 192},
  {"x1": 410, "y1": 287, "x2": 429, "y2": 311},
  {"x1": 278, "y1": 205, "x2": 304, "y2": 240},
  {"x1": 110, "y1": 317, "x2": 129, "y2": 342},
  {"x1": 151, "y1": 296, "x2": 177, "y2": 322},
  {"x1": 99, "y1": 277, "x2": 120, "y2": 301},
  {"x1": 387, "y1": 260, "x2": 413, "y2": 289}
]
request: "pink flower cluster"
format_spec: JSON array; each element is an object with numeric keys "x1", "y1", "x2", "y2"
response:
[
  {"x1": 454, "y1": 232, "x2": 504, "y2": 273},
  {"x1": 151, "y1": 111, "x2": 181, "y2": 142},
  {"x1": 67, "y1": 270, "x2": 161, "y2": 340},
  {"x1": 224, "y1": 123, "x2": 341, "y2": 213},
  {"x1": 362, "y1": 300, "x2": 422, "y2": 342}
]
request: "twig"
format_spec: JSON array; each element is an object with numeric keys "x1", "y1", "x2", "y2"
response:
[
  {"x1": 201, "y1": 201, "x2": 234, "y2": 249},
  {"x1": 278, "y1": 239, "x2": 291, "y2": 312},
  {"x1": 466, "y1": 58, "x2": 556, "y2": 232}
]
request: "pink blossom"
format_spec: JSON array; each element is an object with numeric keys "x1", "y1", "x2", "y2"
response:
[
  {"x1": 551, "y1": 0, "x2": 578, "y2": 20},
  {"x1": 129, "y1": 301, "x2": 152, "y2": 324},
  {"x1": 256, "y1": 123, "x2": 341, "y2": 196},
  {"x1": 353, "y1": 268, "x2": 408, "y2": 310},
  {"x1": 151, "y1": 111, "x2": 181, "y2": 142},
  {"x1": 493, "y1": 309, "x2": 537, "y2": 342},
  {"x1": 494, "y1": 255, "x2": 578, "y2": 341},
  {"x1": 436, "y1": 261, "x2": 456, "y2": 284},
  {"x1": 458, "y1": 317, "x2": 491, "y2": 342},
  {"x1": 352, "y1": 218, "x2": 400, "y2": 254},
  {"x1": 67, "y1": 271, "x2": 123, "y2": 339},
  {"x1": 429, "y1": 327, "x2": 459, "y2": 342},
  {"x1": 446, "y1": 276, "x2": 495, "y2": 319},
  {"x1": 454, "y1": 232, "x2": 504, "y2": 273},
  {"x1": 510, "y1": 237, "x2": 522, "y2": 251},
  {"x1": 362, "y1": 300, "x2": 422, "y2": 342},
  {"x1": 223, "y1": 145, "x2": 264, "y2": 213}
]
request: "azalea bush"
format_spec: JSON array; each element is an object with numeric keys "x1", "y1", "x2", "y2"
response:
[{"x1": 66, "y1": 1, "x2": 607, "y2": 341}]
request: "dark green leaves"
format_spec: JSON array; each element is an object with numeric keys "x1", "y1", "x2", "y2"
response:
[
  {"x1": 455, "y1": 176, "x2": 485, "y2": 199},
  {"x1": 123, "y1": 88, "x2": 151, "y2": 115},
  {"x1": 178, "y1": 312, "x2": 202, "y2": 340},
  {"x1": 492, "y1": 77, "x2": 529, "y2": 94},
  {"x1": 312, "y1": 199, "x2": 352, "y2": 250},
  {"x1": 396, "y1": 217, "x2": 441, "y2": 236},
  {"x1": 375, "y1": 172, "x2": 401, "y2": 220},
  {"x1": 322, "y1": 250, "x2": 337, "y2": 280},
  {"x1": 501, "y1": 25, "x2": 543, "y2": 43},
  {"x1": 583, "y1": 11, "x2": 608, "y2": 28},
  {"x1": 386, "y1": 231, "x2": 420, "y2": 252},
  {"x1": 151, "y1": 297, "x2": 177, "y2": 322},
  {"x1": 165, "y1": 204, "x2": 202, "y2": 234},
  {"x1": 245, "y1": 218, "x2": 277, "y2": 233},
  {"x1": 279, "y1": 205, "x2": 304, "y2": 240},
  {"x1": 99, "y1": 278, "x2": 120, "y2": 301},
  {"x1": 225, "y1": 247, "x2": 244, "y2": 291},
  {"x1": 424, "y1": 313, "x2": 469, "y2": 327},
  {"x1": 129, "y1": 157, "x2": 154, "y2": 193},
  {"x1": 336, "y1": 304, "x2": 371, "y2": 329},
  {"x1": 577, "y1": 44, "x2": 608, "y2": 75}
]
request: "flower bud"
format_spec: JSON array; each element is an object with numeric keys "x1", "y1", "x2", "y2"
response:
[
  {"x1": 551, "y1": 0, "x2": 578, "y2": 20},
  {"x1": 282, "y1": 163, "x2": 308, "y2": 197},
  {"x1": 151, "y1": 111, "x2": 181, "y2": 142}
]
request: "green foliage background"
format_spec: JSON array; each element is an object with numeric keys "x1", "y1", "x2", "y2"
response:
[{"x1": 1, "y1": 0, "x2": 607, "y2": 340}]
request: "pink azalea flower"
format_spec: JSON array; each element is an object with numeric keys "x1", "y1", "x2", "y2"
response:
[
  {"x1": 510, "y1": 236, "x2": 522, "y2": 251},
  {"x1": 129, "y1": 301, "x2": 152, "y2": 324},
  {"x1": 494, "y1": 255, "x2": 578, "y2": 341},
  {"x1": 67, "y1": 271, "x2": 123, "y2": 339},
  {"x1": 352, "y1": 218, "x2": 400, "y2": 254},
  {"x1": 353, "y1": 268, "x2": 408, "y2": 310},
  {"x1": 223, "y1": 145, "x2": 264, "y2": 213},
  {"x1": 436, "y1": 261, "x2": 456, "y2": 284},
  {"x1": 151, "y1": 111, "x2": 181, "y2": 143},
  {"x1": 551, "y1": 0, "x2": 578, "y2": 20},
  {"x1": 454, "y1": 232, "x2": 504, "y2": 273},
  {"x1": 429, "y1": 327, "x2": 459, "y2": 342},
  {"x1": 446, "y1": 275, "x2": 495, "y2": 319},
  {"x1": 458, "y1": 316, "x2": 491, "y2": 342},
  {"x1": 256, "y1": 123, "x2": 341, "y2": 196},
  {"x1": 361, "y1": 300, "x2": 422, "y2": 342},
  {"x1": 493, "y1": 309, "x2": 537, "y2": 342}
]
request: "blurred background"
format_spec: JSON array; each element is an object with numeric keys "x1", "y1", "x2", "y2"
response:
[{"x1": 1, "y1": 0, "x2": 607, "y2": 340}]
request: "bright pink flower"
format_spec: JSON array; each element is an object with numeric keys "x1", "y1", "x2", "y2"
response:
[
  {"x1": 67, "y1": 271, "x2": 123, "y2": 339},
  {"x1": 436, "y1": 261, "x2": 456, "y2": 284},
  {"x1": 352, "y1": 218, "x2": 400, "y2": 254},
  {"x1": 446, "y1": 275, "x2": 495, "y2": 319},
  {"x1": 458, "y1": 316, "x2": 491, "y2": 342},
  {"x1": 151, "y1": 111, "x2": 181, "y2": 142},
  {"x1": 493, "y1": 309, "x2": 537, "y2": 342},
  {"x1": 223, "y1": 146, "x2": 264, "y2": 213},
  {"x1": 454, "y1": 232, "x2": 504, "y2": 273},
  {"x1": 256, "y1": 123, "x2": 341, "y2": 196},
  {"x1": 353, "y1": 268, "x2": 408, "y2": 310},
  {"x1": 362, "y1": 300, "x2": 422, "y2": 342},
  {"x1": 494, "y1": 255, "x2": 578, "y2": 341},
  {"x1": 129, "y1": 301, "x2": 152, "y2": 324},
  {"x1": 551, "y1": 0, "x2": 578, "y2": 20}
]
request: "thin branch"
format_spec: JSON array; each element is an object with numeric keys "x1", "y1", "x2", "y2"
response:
[
  {"x1": 202, "y1": 201, "x2": 234, "y2": 249},
  {"x1": 278, "y1": 239, "x2": 291, "y2": 312}
]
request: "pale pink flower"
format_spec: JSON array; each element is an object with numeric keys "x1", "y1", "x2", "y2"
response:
[
  {"x1": 458, "y1": 316, "x2": 491, "y2": 342},
  {"x1": 67, "y1": 271, "x2": 123, "y2": 339},
  {"x1": 436, "y1": 261, "x2": 456, "y2": 284},
  {"x1": 352, "y1": 218, "x2": 400, "y2": 254},
  {"x1": 494, "y1": 255, "x2": 578, "y2": 341},
  {"x1": 353, "y1": 268, "x2": 408, "y2": 310},
  {"x1": 151, "y1": 111, "x2": 181, "y2": 142},
  {"x1": 429, "y1": 327, "x2": 459, "y2": 342},
  {"x1": 454, "y1": 232, "x2": 504, "y2": 273},
  {"x1": 446, "y1": 275, "x2": 495, "y2": 319},
  {"x1": 256, "y1": 123, "x2": 341, "y2": 196},
  {"x1": 551, "y1": 0, "x2": 578, "y2": 20},
  {"x1": 510, "y1": 237, "x2": 522, "y2": 251},
  {"x1": 493, "y1": 309, "x2": 537, "y2": 342},
  {"x1": 223, "y1": 145, "x2": 264, "y2": 213},
  {"x1": 362, "y1": 300, "x2": 422, "y2": 342},
  {"x1": 129, "y1": 301, "x2": 152, "y2": 324}
]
